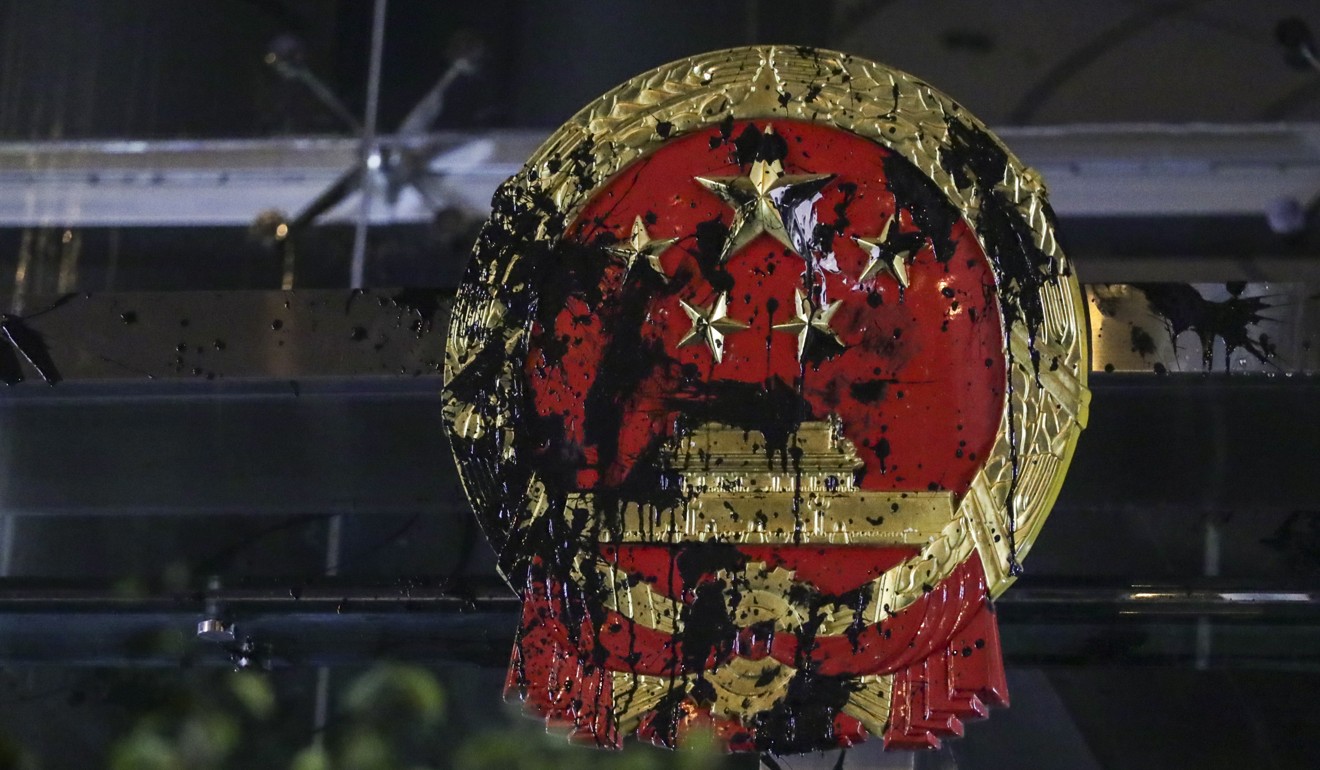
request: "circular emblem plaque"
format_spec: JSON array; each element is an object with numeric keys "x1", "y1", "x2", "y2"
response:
[{"x1": 444, "y1": 46, "x2": 1089, "y2": 753}]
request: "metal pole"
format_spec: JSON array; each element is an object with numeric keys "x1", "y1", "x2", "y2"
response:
[
  {"x1": 321, "y1": 0, "x2": 387, "y2": 740},
  {"x1": 349, "y1": 0, "x2": 388, "y2": 291},
  {"x1": 312, "y1": 513, "x2": 343, "y2": 747},
  {"x1": 1196, "y1": 521, "x2": 1221, "y2": 670}
]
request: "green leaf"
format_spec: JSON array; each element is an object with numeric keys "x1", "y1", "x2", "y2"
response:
[
  {"x1": 228, "y1": 672, "x2": 277, "y2": 720},
  {"x1": 176, "y1": 712, "x2": 239, "y2": 768},
  {"x1": 340, "y1": 728, "x2": 392, "y2": 770},
  {"x1": 341, "y1": 664, "x2": 445, "y2": 727},
  {"x1": 109, "y1": 729, "x2": 181, "y2": 770},
  {"x1": 290, "y1": 744, "x2": 332, "y2": 770}
]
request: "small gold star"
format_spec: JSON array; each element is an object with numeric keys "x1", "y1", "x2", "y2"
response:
[
  {"x1": 853, "y1": 214, "x2": 923, "y2": 289},
  {"x1": 772, "y1": 288, "x2": 846, "y2": 361},
  {"x1": 696, "y1": 127, "x2": 832, "y2": 262},
  {"x1": 677, "y1": 293, "x2": 749, "y2": 364},
  {"x1": 608, "y1": 216, "x2": 676, "y2": 282}
]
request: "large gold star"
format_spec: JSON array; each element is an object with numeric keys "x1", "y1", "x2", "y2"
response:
[
  {"x1": 852, "y1": 215, "x2": 923, "y2": 289},
  {"x1": 772, "y1": 289, "x2": 846, "y2": 361},
  {"x1": 677, "y1": 293, "x2": 749, "y2": 364},
  {"x1": 696, "y1": 130, "x2": 833, "y2": 263},
  {"x1": 608, "y1": 216, "x2": 676, "y2": 282}
]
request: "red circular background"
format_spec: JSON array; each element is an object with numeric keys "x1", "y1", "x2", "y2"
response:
[{"x1": 525, "y1": 119, "x2": 1005, "y2": 500}]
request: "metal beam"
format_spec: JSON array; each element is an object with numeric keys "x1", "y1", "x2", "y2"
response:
[
  {"x1": 1, "y1": 125, "x2": 1318, "y2": 227},
  {"x1": 0, "y1": 578, "x2": 1316, "y2": 668},
  {"x1": 0, "y1": 133, "x2": 537, "y2": 228},
  {"x1": 0, "y1": 284, "x2": 1311, "y2": 387},
  {"x1": 0, "y1": 578, "x2": 1314, "y2": 619}
]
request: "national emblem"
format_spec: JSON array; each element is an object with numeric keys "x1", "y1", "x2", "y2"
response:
[{"x1": 443, "y1": 45, "x2": 1090, "y2": 754}]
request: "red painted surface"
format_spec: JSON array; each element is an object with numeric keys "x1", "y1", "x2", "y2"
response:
[{"x1": 527, "y1": 119, "x2": 1005, "y2": 495}]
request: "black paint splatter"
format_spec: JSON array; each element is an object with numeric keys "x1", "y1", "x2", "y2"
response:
[
  {"x1": 732, "y1": 124, "x2": 789, "y2": 167},
  {"x1": 1135, "y1": 283, "x2": 1275, "y2": 371}
]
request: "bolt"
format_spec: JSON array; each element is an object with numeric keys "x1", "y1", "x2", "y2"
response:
[{"x1": 196, "y1": 618, "x2": 236, "y2": 644}]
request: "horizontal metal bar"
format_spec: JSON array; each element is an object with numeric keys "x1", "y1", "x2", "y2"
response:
[
  {"x1": 0, "y1": 579, "x2": 1318, "y2": 668},
  {"x1": 0, "y1": 578, "x2": 518, "y2": 613},
  {"x1": 8, "y1": 289, "x2": 448, "y2": 384},
  {"x1": 2, "y1": 125, "x2": 1319, "y2": 227},
  {"x1": 0, "y1": 578, "x2": 1314, "y2": 617},
  {"x1": 0, "y1": 132, "x2": 539, "y2": 227},
  {"x1": 998, "y1": 584, "x2": 1320, "y2": 619},
  {"x1": 0, "y1": 284, "x2": 1311, "y2": 390}
]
